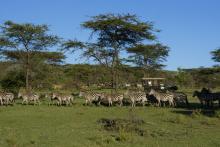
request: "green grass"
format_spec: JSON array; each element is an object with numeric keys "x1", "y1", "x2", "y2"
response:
[{"x1": 0, "y1": 96, "x2": 220, "y2": 147}]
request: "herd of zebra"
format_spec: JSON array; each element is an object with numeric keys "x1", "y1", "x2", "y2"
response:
[{"x1": 0, "y1": 88, "x2": 219, "y2": 108}]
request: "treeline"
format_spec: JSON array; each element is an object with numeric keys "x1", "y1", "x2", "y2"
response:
[{"x1": 0, "y1": 61, "x2": 219, "y2": 92}]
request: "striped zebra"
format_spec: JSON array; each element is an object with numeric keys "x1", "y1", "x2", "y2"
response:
[
  {"x1": 0, "y1": 92, "x2": 14, "y2": 105},
  {"x1": 45, "y1": 93, "x2": 59, "y2": 106},
  {"x1": 129, "y1": 91, "x2": 147, "y2": 107},
  {"x1": 18, "y1": 91, "x2": 40, "y2": 105},
  {"x1": 169, "y1": 91, "x2": 189, "y2": 106},
  {"x1": 79, "y1": 90, "x2": 101, "y2": 105},
  {"x1": 101, "y1": 93, "x2": 124, "y2": 107},
  {"x1": 51, "y1": 93, "x2": 74, "y2": 106},
  {"x1": 149, "y1": 89, "x2": 174, "y2": 107}
]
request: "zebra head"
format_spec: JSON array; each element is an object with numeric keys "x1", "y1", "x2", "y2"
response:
[
  {"x1": 149, "y1": 89, "x2": 156, "y2": 96},
  {"x1": 79, "y1": 91, "x2": 84, "y2": 97},
  {"x1": 51, "y1": 93, "x2": 58, "y2": 99}
]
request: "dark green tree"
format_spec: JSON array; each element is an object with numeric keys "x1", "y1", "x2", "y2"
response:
[
  {"x1": 211, "y1": 48, "x2": 220, "y2": 63},
  {"x1": 0, "y1": 21, "x2": 60, "y2": 90},
  {"x1": 127, "y1": 43, "x2": 169, "y2": 77},
  {"x1": 62, "y1": 13, "x2": 157, "y2": 90},
  {"x1": 1, "y1": 50, "x2": 65, "y2": 90}
]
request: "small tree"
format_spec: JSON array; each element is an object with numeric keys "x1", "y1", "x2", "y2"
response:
[
  {"x1": 62, "y1": 13, "x2": 157, "y2": 90},
  {"x1": 127, "y1": 43, "x2": 169, "y2": 77},
  {"x1": 211, "y1": 48, "x2": 220, "y2": 63},
  {"x1": 1, "y1": 50, "x2": 65, "y2": 90},
  {"x1": 0, "y1": 21, "x2": 59, "y2": 90}
]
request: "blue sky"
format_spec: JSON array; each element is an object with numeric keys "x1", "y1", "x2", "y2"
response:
[{"x1": 1, "y1": 0, "x2": 220, "y2": 70}]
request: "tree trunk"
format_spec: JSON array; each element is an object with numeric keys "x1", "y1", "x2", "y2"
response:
[
  {"x1": 26, "y1": 51, "x2": 30, "y2": 91},
  {"x1": 111, "y1": 49, "x2": 119, "y2": 91}
]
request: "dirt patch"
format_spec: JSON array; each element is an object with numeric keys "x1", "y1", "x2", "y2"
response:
[{"x1": 98, "y1": 118, "x2": 145, "y2": 137}]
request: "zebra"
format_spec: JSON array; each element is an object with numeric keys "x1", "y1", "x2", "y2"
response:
[
  {"x1": 0, "y1": 92, "x2": 14, "y2": 105},
  {"x1": 129, "y1": 91, "x2": 147, "y2": 107},
  {"x1": 169, "y1": 91, "x2": 189, "y2": 107},
  {"x1": 149, "y1": 89, "x2": 174, "y2": 107},
  {"x1": 79, "y1": 90, "x2": 101, "y2": 105},
  {"x1": 51, "y1": 93, "x2": 74, "y2": 106},
  {"x1": 45, "y1": 93, "x2": 59, "y2": 106},
  {"x1": 101, "y1": 93, "x2": 124, "y2": 107},
  {"x1": 18, "y1": 91, "x2": 40, "y2": 105}
]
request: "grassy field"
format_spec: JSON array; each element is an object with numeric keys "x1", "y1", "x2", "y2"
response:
[{"x1": 0, "y1": 93, "x2": 220, "y2": 147}]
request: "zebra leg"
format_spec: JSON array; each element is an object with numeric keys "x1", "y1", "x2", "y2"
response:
[
  {"x1": 158, "y1": 100, "x2": 161, "y2": 107},
  {"x1": 119, "y1": 100, "x2": 123, "y2": 107},
  {"x1": 142, "y1": 100, "x2": 145, "y2": 107},
  {"x1": 108, "y1": 100, "x2": 110, "y2": 107},
  {"x1": 0, "y1": 99, "x2": 2, "y2": 105},
  {"x1": 131, "y1": 99, "x2": 134, "y2": 107},
  {"x1": 131, "y1": 101, "x2": 133, "y2": 107},
  {"x1": 22, "y1": 99, "x2": 27, "y2": 105},
  {"x1": 163, "y1": 101, "x2": 165, "y2": 107},
  {"x1": 170, "y1": 100, "x2": 174, "y2": 107},
  {"x1": 85, "y1": 99, "x2": 88, "y2": 105},
  {"x1": 98, "y1": 100, "x2": 101, "y2": 106}
]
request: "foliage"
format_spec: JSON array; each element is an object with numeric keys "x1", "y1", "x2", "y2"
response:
[
  {"x1": 62, "y1": 13, "x2": 159, "y2": 89},
  {"x1": 0, "y1": 21, "x2": 60, "y2": 90},
  {"x1": 127, "y1": 43, "x2": 169, "y2": 76},
  {"x1": 211, "y1": 48, "x2": 220, "y2": 63},
  {"x1": 0, "y1": 68, "x2": 25, "y2": 93}
]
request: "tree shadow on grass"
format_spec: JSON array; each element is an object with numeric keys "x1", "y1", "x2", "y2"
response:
[{"x1": 172, "y1": 102, "x2": 220, "y2": 117}]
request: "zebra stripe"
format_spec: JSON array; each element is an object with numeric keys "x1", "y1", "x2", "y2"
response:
[
  {"x1": 129, "y1": 92, "x2": 147, "y2": 107},
  {"x1": 149, "y1": 89, "x2": 174, "y2": 107},
  {"x1": 103, "y1": 93, "x2": 124, "y2": 106},
  {"x1": 51, "y1": 93, "x2": 74, "y2": 106},
  {"x1": 18, "y1": 91, "x2": 40, "y2": 105},
  {"x1": 0, "y1": 92, "x2": 14, "y2": 105},
  {"x1": 79, "y1": 90, "x2": 101, "y2": 105}
]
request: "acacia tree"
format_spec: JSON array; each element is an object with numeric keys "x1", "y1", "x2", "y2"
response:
[
  {"x1": 127, "y1": 43, "x2": 169, "y2": 77},
  {"x1": 63, "y1": 13, "x2": 157, "y2": 90},
  {"x1": 0, "y1": 21, "x2": 59, "y2": 90},
  {"x1": 211, "y1": 48, "x2": 220, "y2": 63}
]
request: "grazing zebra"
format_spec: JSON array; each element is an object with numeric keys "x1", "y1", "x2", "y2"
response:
[
  {"x1": 149, "y1": 89, "x2": 174, "y2": 107},
  {"x1": 101, "y1": 93, "x2": 124, "y2": 107},
  {"x1": 51, "y1": 93, "x2": 74, "y2": 106},
  {"x1": 129, "y1": 91, "x2": 147, "y2": 107},
  {"x1": 18, "y1": 91, "x2": 40, "y2": 105},
  {"x1": 79, "y1": 90, "x2": 101, "y2": 105},
  {"x1": 0, "y1": 92, "x2": 14, "y2": 105}
]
